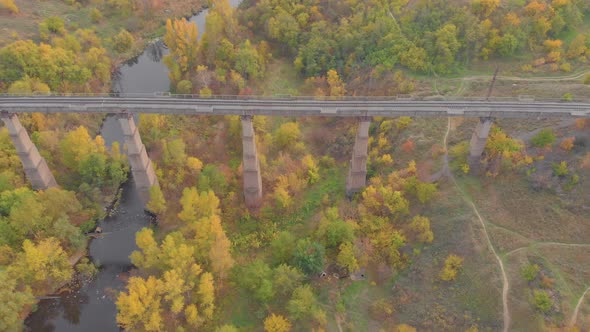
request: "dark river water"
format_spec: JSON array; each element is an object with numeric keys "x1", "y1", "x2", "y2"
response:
[{"x1": 24, "y1": 1, "x2": 240, "y2": 329}]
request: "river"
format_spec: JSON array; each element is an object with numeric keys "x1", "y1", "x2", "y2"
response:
[{"x1": 24, "y1": 2, "x2": 239, "y2": 329}]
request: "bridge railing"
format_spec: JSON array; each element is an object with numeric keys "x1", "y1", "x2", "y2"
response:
[{"x1": 1, "y1": 93, "x2": 589, "y2": 103}]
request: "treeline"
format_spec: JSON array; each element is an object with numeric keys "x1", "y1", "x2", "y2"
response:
[
  {"x1": 239, "y1": 0, "x2": 589, "y2": 76},
  {"x1": 0, "y1": 25, "x2": 113, "y2": 93}
]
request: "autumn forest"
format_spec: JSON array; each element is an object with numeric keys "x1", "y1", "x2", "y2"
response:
[{"x1": 0, "y1": 0, "x2": 590, "y2": 331}]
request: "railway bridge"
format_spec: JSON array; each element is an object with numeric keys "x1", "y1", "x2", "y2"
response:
[{"x1": 2, "y1": 94, "x2": 589, "y2": 207}]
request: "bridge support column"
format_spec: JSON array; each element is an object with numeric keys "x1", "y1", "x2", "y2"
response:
[
  {"x1": 1, "y1": 112, "x2": 57, "y2": 190},
  {"x1": 117, "y1": 113, "x2": 158, "y2": 204},
  {"x1": 241, "y1": 115, "x2": 262, "y2": 208},
  {"x1": 468, "y1": 117, "x2": 494, "y2": 170},
  {"x1": 346, "y1": 117, "x2": 371, "y2": 196}
]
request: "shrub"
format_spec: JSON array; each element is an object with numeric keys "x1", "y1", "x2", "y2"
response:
[
  {"x1": 584, "y1": 74, "x2": 590, "y2": 85},
  {"x1": 200, "y1": 87, "x2": 212, "y2": 97},
  {"x1": 531, "y1": 129, "x2": 556, "y2": 148},
  {"x1": 176, "y1": 80, "x2": 192, "y2": 94},
  {"x1": 369, "y1": 298, "x2": 394, "y2": 320},
  {"x1": 439, "y1": 254, "x2": 463, "y2": 281},
  {"x1": 396, "y1": 117, "x2": 413, "y2": 130},
  {"x1": 39, "y1": 16, "x2": 66, "y2": 40},
  {"x1": 560, "y1": 63, "x2": 571, "y2": 72},
  {"x1": 75, "y1": 257, "x2": 98, "y2": 278},
  {"x1": 562, "y1": 92, "x2": 573, "y2": 101},
  {"x1": 533, "y1": 289, "x2": 552, "y2": 313},
  {"x1": 575, "y1": 119, "x2": 589, "y2": 129},
  {"x1": 112, "y1": 29, "x2": 134, "y2": 54},
  {"x1": 522, "y1": 263, "x2": 540, "y2": 282},
  {"x1": 559, "y1": 137, "x2": 575, "y2": 151},
  {"x1": 552, "y1": 161, "x2": 569, "y2": 177},
  {"x1": 90, "y1": 8, "x2": 103, "y2": 23}
]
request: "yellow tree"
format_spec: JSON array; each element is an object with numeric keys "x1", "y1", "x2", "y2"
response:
[
  {"x1": 60, "y1": 126, "x2": 103, "y2": 170},
  {"x1": 337, "y1": 241, "x2": 359, "y2": 273},
  {"x1": 209, "y1": 216, "x2": 234, "y2": 281},
  {"x1": 163, "y1": 18, "x2": 199, "y2": 81},
  {"x1": 146, "y1": 185, "x2": 167, "y2": 216},
  {"x1": 408, "y1": 215, "x2": 433, "y2": 243},
  {"x1": 129, "y1": 228, "x2": 160, "y2": 269},
  {"x1": 8, "y1": 238, "x2": 73, "y2": 295},
  {"x1": 0, "y1": 271, "x2": 34, "y2": 331},
  {"x1": 439, "y1": 254, "x2": 464, "y2": 281},
  {"x1": 326, "y1": 69, "x2": 346, "y2": 97},
  {"x1": 0, "y1": 0, "x2": 19, "y2": 14},
  {"x1": 264, "y1": 313, "x2": 292, "y2": 332},
  {"x1": 198, "y1": 272, "x2": 215, "y2": 320},
  {"x1": 116, "y1": 276, "x2": 163, "y2": 331}
]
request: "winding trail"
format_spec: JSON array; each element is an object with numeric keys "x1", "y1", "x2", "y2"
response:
[
  {"x1": 447, "y1": 69, "x2": 590, "y2": 82},
  {"x1": 570, "y1": 287, "x2": 590, "y2": 327},
  {"x1": 506, "y1": 242, "x2": 590, "y2": 257},
  {"x1": 442, "y1": 118, "x2": 511, "y2": 332}
]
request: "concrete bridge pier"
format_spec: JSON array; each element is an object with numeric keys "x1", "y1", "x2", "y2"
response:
[
  {"x1": 468, "y1": 117, "x2": 494, "y2": 170},
  {"x1": 346, "y1": 117, "x2": 371, "y2": 196},
  {"x1": 1, "y1": 112, "x2": 58, "y2": 190},
  {"x1": 117, "y1": 113, "x2": 158, "y2": 204},
  {"x1": 241, "y1": 115, "x2": 262, "y2": 208}
]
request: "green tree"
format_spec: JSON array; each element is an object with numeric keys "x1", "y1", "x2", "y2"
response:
[
  {"x1": 268, "y1": 10, "x2": 301, "y2": 49},
  {"x1": 270, "y1": 231, "x2": 297, "y2": 265},
  {"x1": 293, "y1": 238, "x2": 325, "y2": 275},
  {"x1": 236, "y1": 259, "x2": 275, "y2": 303},
  {"x1": 234, "y1": 40, "x2": 261, "y2": 79},
  {"x1": 316, "y1": 208, "x2": 355, "y2": 248},
  {"x1": 113, "y1": 29, "x2": 134, "y2": 54},
  {"x1": 287, "y1": 284, "x2": 324, "y2": 322},
  {"x1": 197, "y1": 165, "x2": 227, "y2": 195},
  {"x1": 432, "y1": 24, "x2": 460, "y2": 73},
  {"x1": 273, "y1": 264, "x2": 303, "y2": 296}
]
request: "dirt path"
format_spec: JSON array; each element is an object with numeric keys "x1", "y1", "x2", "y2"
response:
[
  {"x1": 506, "y1": 242, "x2": 590, "y2": 257},
  {"x1": 443, "y1": 118, "x2": 511, "y2": 332},
  {"x1": 447, "y1": 69, "x2": 590, "y2": 82},
  {"x1": 569, "y1": 287, "x2": 590, "y2": 327}
]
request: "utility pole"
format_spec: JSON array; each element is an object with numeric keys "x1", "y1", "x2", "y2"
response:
[{"x1": 486, "y1": 65, "x2": 499, "y2": 101}]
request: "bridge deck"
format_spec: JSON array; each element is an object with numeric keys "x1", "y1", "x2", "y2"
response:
[{"x1": 1, "y1": 95, "x2": 589, "y2": 118}]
